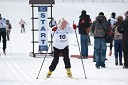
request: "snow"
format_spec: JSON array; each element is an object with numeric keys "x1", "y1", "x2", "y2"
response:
[{"x1": 0, "y1": 1, "x2": 128, "y2": 85}]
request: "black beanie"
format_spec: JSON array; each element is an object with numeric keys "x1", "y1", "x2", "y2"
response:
[
  {"x1": 81, "y1": 10, "x2": 86, "y2": 15},
  {"x1": 99, "y1": 12, "x2": 104, "y2": 16},
  {"x1": 111, "y1": 12, "x2": 116, "y2": 18}
]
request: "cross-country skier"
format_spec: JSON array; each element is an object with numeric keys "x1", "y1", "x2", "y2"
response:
[
  {"x1": 19, "y1": 19, "x2": 26, "y2": 33},
  {"x1": 6, "y1": 19, "x2": 12, "y2": 41},
  {"x1": 0, "y1": 14, "x2": 7, "y2": 54},
  {"x1": 46, "y1": 19, "x2": 77, "y2": 78}
]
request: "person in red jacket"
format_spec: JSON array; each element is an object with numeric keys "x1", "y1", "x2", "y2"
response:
[{"x1": 78, "y1": 10, "x2": 92, "y2": 59}]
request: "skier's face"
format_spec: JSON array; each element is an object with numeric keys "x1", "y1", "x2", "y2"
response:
[{"x1": 60, "y1": 20, "x2": 67, "y2": 30}]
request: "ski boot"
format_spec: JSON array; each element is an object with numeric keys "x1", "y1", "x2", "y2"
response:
[
  {"x1": 46, "y1": 70, "x2": 52, "y2": 78},
  {"x1": 66, "y1": 68, "x2": 72, "y2": 77}
]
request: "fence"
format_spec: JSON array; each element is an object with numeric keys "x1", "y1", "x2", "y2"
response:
[{"x1": 55, "y1": 0, "x2": 128, "y2": 2}]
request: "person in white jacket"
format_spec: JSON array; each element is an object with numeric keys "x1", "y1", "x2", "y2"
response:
[{"x1": 46, "y1": 19, "x2": 77, "y2": 78}]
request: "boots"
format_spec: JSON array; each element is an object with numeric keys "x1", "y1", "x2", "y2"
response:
[
  {"x1": 66, "y1": 68, "x2": 72, "y2": 77},
  {"x1": 46, "y1": 70, "x2": 52, "y2": 78},
  {"x1": 119, "y1": 58, "x2": 123, "y2": 66},
  {"x1": 115, "y1": 58, "x2": 118, "y2": 66}
]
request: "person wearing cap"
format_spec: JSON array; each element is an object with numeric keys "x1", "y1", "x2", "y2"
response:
[
  {"x1": 108, "y1": 12, "x2": 117, "y2": 56},
  {"x1": 90, "y1": 12, "x2": 111, "y2": 69},
  {"x1": 117, "y1": 11, "x2": 128, "y2": 68},
  {"x1": 90, "y1": 12, "x2": 105, "y2": 62},
  {"x1": 78, "y1": 10, "x2": 92, "y2": 59},
  {"x1": 0, "y1": 14, "x2": 6, "y2": 54}
]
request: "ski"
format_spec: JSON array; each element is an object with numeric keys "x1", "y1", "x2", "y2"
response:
[
  {"x1": 66, "y1": 76, "x2": 79, "y2": 80},
  {"x1": 44, "y1": 76, "x2": 79, "y2": 80}
]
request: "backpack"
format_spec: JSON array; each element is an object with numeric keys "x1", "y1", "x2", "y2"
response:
[{"x1": 94, "y1": 21, "x2": 106, "y2": 38}]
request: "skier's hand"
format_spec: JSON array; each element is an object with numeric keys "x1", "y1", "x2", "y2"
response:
[
  {"x1": 73, "y1": 24, "x2": 77, "y2": 29},
  {"x1": 52, "y1": 26, "x2": 57, "y2": 31}
]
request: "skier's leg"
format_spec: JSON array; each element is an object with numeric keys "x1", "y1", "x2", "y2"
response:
[
  {"x1": 62, "y1": 46, "x2": 72, "y2": 77},
  {"x1": 2, "y1": 32, "x2": 6, "y2": 54},
  {"x1": 47, "y1": 47, "x2": 60, "y2": 77}
]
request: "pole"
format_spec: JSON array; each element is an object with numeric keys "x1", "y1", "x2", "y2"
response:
[
  {"x1": 36, "y1": 31, "x2": 55, "y2": 79},
  {"x1": 73, "y1": 20, "x2": 87, "y2": 79}
]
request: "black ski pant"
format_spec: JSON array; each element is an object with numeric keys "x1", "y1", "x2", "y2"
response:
[
  {"x1": 49, "y1": 46, "x2": 71, "y2": 71},
  {"x1": 0, "y1": 31, "x2": 6, "y2": 51},
  {"x1": 123, "y1": 40, "x2": 128, "y2": 67}
]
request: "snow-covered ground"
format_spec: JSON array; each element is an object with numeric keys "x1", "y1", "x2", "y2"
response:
[{"x1": 0, "y1": 1, "x2": 128, "y2": 85}]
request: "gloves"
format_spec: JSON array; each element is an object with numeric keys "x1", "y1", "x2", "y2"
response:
[
  {"x1": 73, "y1": 24, "x2": 77, "y2": 29},
  {"x1": 52, "y1": 26, "x2": 57, "y2": 31}
]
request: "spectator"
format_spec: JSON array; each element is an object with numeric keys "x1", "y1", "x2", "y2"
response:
[
  {"x1": 78, "y1": 10, "x2": 92, "y2": 59},
  {"x1": 91, "y1": 12, "x2": 111, "y2": 69},
  {"x1": 112, "y1": 16, "x2": 123, "y2": 66},
  {"x1": 108, "y1": 12, "x2": 117, "y2": 56},
  {"x1": 117, "y1": 11, "x2": 128, "y2": 69}
]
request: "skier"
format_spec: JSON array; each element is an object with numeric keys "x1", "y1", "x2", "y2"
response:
[
  {"x1": 19, "y1": 19, "x2": 26, "y2": 33},
  {"x1": 0, "y1": 14, "x2": 6, "y2": 54},
  {"x1": 6, "y1": 19, "x2": 12, "y2": 41},
  {"x1": 46, "y1": 19, "x2": 77, "y2": 78}
]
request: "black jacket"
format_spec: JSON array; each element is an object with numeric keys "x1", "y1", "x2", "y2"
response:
[
  {"x1": 117, "y1": 19, "x2": 128, "y2": 40},
  {"x1": 78, "y1": 14, "x2": 91, "y2": 35}
]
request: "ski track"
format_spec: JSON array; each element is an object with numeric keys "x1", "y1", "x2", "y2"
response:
[{"x1": 1, "y1": 55, "x2": 38, "y2": 85}]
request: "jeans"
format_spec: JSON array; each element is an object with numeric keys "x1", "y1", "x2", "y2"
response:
[
  {"x1": 80, "y1": 34, "x2": 89, "y2": 58},
  {"x1": 94, "y1": 38, "x2": 107, "y2": 67},
  {"x1": 114, "y1": 40, "x2": 123, "y2": 60}
]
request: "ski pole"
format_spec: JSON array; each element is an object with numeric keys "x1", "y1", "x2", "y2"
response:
[
  {"x1": 73, "y1": 20, "x2": 87, "y2": 79},
  {"x1": 36, "y1": 31, "x2": 56, "y2": 79}
]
